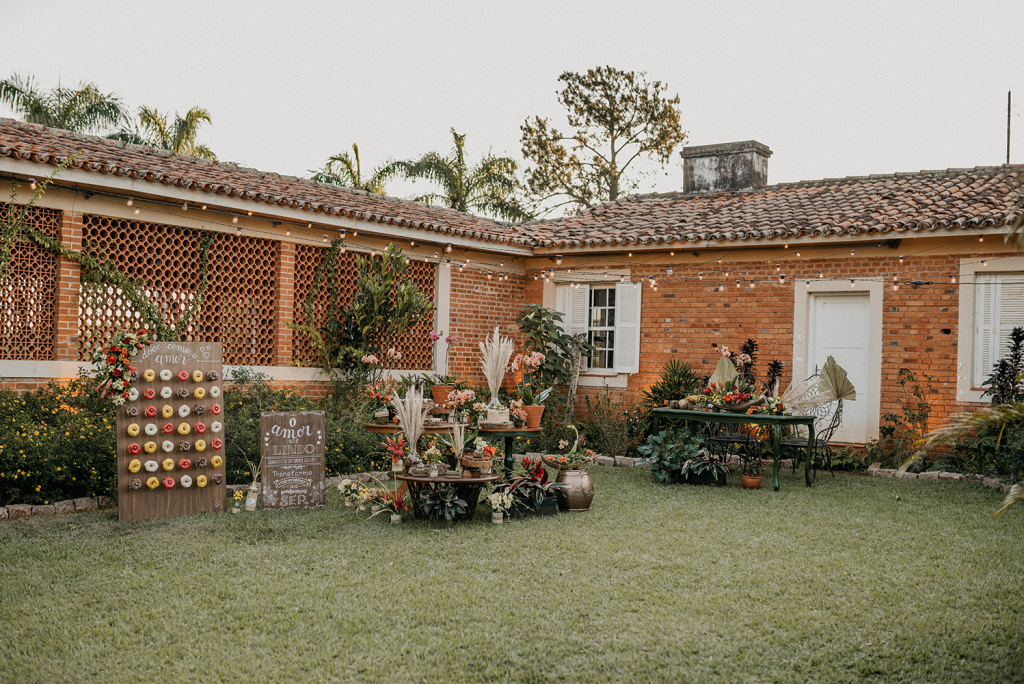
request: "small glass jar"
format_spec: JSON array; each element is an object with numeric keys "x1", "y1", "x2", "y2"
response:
[
  {"x1": 245, "y1": 486, "x2": 258, "y2": 512},
  {"x1": 492, "y1": 510, "x2": 504, "y2": 524},
  {"x1": 392, "y1": 457, "x2": 403, "y2": 473},
  {"x1": 390, "y1": 513, "x2": 402, "y2": 524},
  {"x1": 429, "y1": 464, "x2": 439, "y2": 478}
]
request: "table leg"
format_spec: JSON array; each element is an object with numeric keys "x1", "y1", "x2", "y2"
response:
[
  {"x1": 805, "y1": 420, "x2": 814, "y2": 487},
  {"x1": 772, "y1": 424, "x2": 781, "y2": 491},
  {"x1": 503, "y1": 436, "x2": 515, "y2": 479}
]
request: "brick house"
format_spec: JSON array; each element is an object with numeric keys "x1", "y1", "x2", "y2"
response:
[{"x1": 1, "y1": 121, "x2": 1021, "y2": 444}]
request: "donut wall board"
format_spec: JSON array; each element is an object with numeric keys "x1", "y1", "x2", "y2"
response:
[{"x1": 116, "y1": 342, "x2": 226, "y2": 522}]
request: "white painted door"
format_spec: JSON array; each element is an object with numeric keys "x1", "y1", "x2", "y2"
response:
[{"x1": 808, "y1": 294, "x2": 870, "y2": 443}]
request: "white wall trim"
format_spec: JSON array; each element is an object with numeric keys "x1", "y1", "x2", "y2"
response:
[
  {"x1": 578, "y1": 373, "x2": 630, "y2": 388},
  {"x1": 956, "y1": 255, "x2": 1024, "y2": 403},
  {"x1": 792, "y1": 280, "x2": 883, "y2": 441},
  {"x1": 434, "y1": 264, "x2": 452, "y2": 375}
]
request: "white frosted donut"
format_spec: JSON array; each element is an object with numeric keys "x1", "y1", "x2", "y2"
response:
[
  {"x1": 160, "y1": 386, "x2": 172, "y2": 399},
  {"x1": 127, "y1": 387, "x2": 139, "y2": 402},
  {"x1": 180, "y1": 475, "x2": 193, "y2": 488},
  {"x1": 144, "y1": 460, "x2": 159, "y2": 472},
  {"x1": 162, "y1": 440, "x2": 175, "y2": 453},
  {"x1": 209, "y1": 385, "x2": 221, "y2": 398},
  {"x1": 160, "y1": 369, "x2": 172, "y2": 381},
  {"x1": 145, "y1": 423, "x2": 158, "y2": 436},
  {"x1": 210, "y1": 421, "x2": 222, "y2": 433},
  {"x1": 178, "y1": 404, "x2": 191, "y2": 418}
]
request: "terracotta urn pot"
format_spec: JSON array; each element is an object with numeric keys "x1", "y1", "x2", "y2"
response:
[
  {"x1": 741, "y1": 474, "x2": 763, "y2": 489},
  {"x1": 554, "y1": 469, "x2": 594, "y2": 512},
  {"x1": 431, "y1": 385, "x2": 454, "y2": 405},
  {"x1": 523, "y1": 404, "x2": 545, "y2": 429}
]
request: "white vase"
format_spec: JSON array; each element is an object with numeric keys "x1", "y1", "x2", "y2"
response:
[
  {"x1": 358, "y1": 503, "x2": 367, "y2": 512},
  {"x1": 245, "y1": 488, "x2": 258, "y2": 511},
  {"x1": 344, "y1": 497, "x2": 353, "y2": 507},
  {"x1": 390, "y1": 513, "x2": 402, "y2": 524},
  {"x1": 492, "y1": 511, "x2": 504, "y2": 524},
  {"x1": 371, "y1": 504, "x2": 382, "y2": 514}
]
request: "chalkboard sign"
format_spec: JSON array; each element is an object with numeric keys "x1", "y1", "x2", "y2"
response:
[
  {"x1": 260, "y1": 411, "x2": 326, "y2": 510},
  {"x1": 116, "y1": 342, "x2": 226, "y2": 522}
]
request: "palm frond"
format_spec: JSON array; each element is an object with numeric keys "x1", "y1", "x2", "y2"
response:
[
  {"x1": 780, "y1": 376, "x2": 832, "y2": 416},
  {"x1": 900, "y1": 401, "x2": 1024, "y2": 472},
  {"x1": 993, "y1": 484, "x2": 1023, "y2": 518},
  {"x1": 708, "y1": 357, "x2": 738, "y2": 387},
  {"x1": 819, "y1": 355, "x2": 856, "y2": 402}
]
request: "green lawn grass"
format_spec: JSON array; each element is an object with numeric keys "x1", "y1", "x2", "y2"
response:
[{"x1": 1, "y1": 468, "x2": 1022, "y2": 684}]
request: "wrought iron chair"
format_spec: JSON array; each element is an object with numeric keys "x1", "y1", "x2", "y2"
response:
[
  {"x1": 782, "y1": 374, "x2": 845, "y2": 478},
  {"x1": 707, "y1": 418, "x2": 766, "y2": 465}
]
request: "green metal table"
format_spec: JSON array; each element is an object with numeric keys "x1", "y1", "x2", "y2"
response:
[
  {"x1": 476, "y1": 427, "x2": 542, "y2": 478},
  {"x1": 651, "y1": 409, "x2": 815, "y2": 491}
]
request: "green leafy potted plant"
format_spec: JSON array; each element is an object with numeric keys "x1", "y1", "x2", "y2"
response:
[
  {"x1": 541, "y1": 424, "x2": 596, "y2": 511},
  {"x1": 495, "y1": 456, "x2": 563, "y2": 519},
  {"x1": 512, "y1": 350, "x2": 553, "y2": 428},
  {"x1": 638, "y1": 428, "x2": 730, "y2": 486},
  {"x1": 738, "y1": 443, "x2": 764, "y2": 489},
  {"x1": 419, "y1": 484, "x2": 468, "y2": 526}
]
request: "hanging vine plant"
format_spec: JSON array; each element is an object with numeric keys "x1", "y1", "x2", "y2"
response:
[{"x1": 1, "y1": 157, "x2": 215, "y2": 343}]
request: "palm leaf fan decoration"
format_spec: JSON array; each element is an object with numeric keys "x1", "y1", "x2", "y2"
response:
[
  {"x1": 708, "y1": 357, "x2": 738, "y2": 388},
  {"x1": 779, "y1": 376, "x2": 833, "y2": 416},
  {"x1": 479, "y1": 326, "x2": 515, "y2": 408},
  {"x1": 818, "y1": 355, "x2": 857, "y2": 402}
]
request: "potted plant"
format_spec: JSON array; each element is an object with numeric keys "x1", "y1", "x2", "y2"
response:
[
  {"x1": 495, "y1": 457, "x2": 564, "y2": 518},
  {"x1": 479, "y1": 326, "x2": 515, "y2": 411},
  {"x1": 638, "y1": 428, "x2": 730, "y2": 486},
  {"x1": 512, "y1": 350, "x2": 553, "y2": 428},
  {"x1": 426, "y1": 330, "x2": 459, "y2": 403},
  {"x1": 419, "y1": 484, "x2": 468, "y2": 526},
  {"x1": 384, "y1": 436, "x2": 407, "y2": 473},
  {"x1": 382, "y1": 489, "x2": 407, "y2": 524},
  {"x1": 541, "y1": 424, "x2": 596, "y2": 512},
  {"x1": 510, "y1": 400, "x2": 528, "y2": 428},
  {"x1": 487, "y1": 490, "x2": 514, "y2": 524},
  {"x1": 337, "y1": 478, "x2": 361, "y2": 506}
]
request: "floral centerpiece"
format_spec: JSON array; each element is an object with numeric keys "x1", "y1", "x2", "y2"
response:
[
  {"x1": 384, "y1": 436, "x2": 407, "y2": 471},
  {"x1": 365, "y1": 377, "x2": 399, "y2": 424},
  {"x1": 479, "y1": 326, "x2": 515, "y2": 411},
  {"x1": 337, "y1": 478, "x2": 362, "y2": 506},
  {"x1": 91, "y1": 328, "x2": 152, "y2": 406},
  {"x1": 381, "y1": 489, "x2": 408, "y2": 523},
  {"x1": 542, "y1": 425, "x2": 595, "y2": 471}
]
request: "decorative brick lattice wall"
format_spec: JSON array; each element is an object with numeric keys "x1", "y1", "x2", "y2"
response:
[
  {"x1": 0, "y1": 205, "x2": 61, "y2": 360},
  {"x1": 292, "y1": 245, "x2": 436, "y2": 369},
  {"x1": 78, "y1": 215, "x2": 279, "y2": 366}
]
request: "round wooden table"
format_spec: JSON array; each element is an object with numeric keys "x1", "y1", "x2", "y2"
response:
[
  {"x1": 476, "y1": 427, "x2": 542, "y2": 477},
  {"x1": 393, "y1": 472, "x2": 499, "y2": 519},
  {"x1": 362, "y1": 422, "x2": 455, "y2": 435}
]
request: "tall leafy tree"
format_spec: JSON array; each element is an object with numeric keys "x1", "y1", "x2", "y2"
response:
[
  {"x1": 0, "y1": 73, "x2": 126, "y2": 134},
  {"x1": 311, "y1": 144, "x2": 392, "y2": 194},
  {"x1": 388, "y1": 128, "x2": 532, "y2": 222},
  {"x1": 110, "y1": 106, "x2": 217, "y2": 160},
  {"x1": 521, "y1": 66, "x2": 687, "y2": 215}
]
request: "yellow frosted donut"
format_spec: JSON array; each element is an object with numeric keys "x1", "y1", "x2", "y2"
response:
[
  {"x1": 127, "y1": 423, "x2": 140, "y2": 437},
  {"x1": 162, "y1": 405, "x2": 174, "y2": 418},
  {"x1": 146, "y1": 476, "x2": 160, "y2": 489},
  {"x1": 178, "y1": 422, "x2": 191, "y2": 435},
  {"x1": 162, "y1": 458, "x2": 175, "y2": 471},
  {"x1": 128, "y1": 459, "x2": 142, "y2": 473},
  {"x1": 143, "y1": 369, "x2": 155, "y2": 382},
  {"x1": 196, "y1": 440, "x2": 208, "y2": 453},
  {"x1": 209, "y1": 455, "x2": 221, "y2": 468},
  {"x1": 144, "y1": 441, "x2": 158, "y2": 454},
  {"x1": 192, "y1": 370, "x2": 204, "y2": 383},
  {"x1": 194, "y1": 387, "x2": 206, "y2": 399},
  {"x1": 196, "y1": 474, "x2": 208, "y2": 487}
]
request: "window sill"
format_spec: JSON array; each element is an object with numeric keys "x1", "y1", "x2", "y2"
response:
[{"x1": 578, "y1": 372, "x2": 629, "y2": 388}]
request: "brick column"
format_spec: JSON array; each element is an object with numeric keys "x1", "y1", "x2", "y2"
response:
[
  {"x1": 53, "y1": 211, "x2": 83, "y2": 361},
  {"x1": 273, "y1": 241, "x2": 296, "y2": 366}
]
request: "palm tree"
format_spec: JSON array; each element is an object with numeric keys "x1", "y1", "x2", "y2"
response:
[
  {"x1": 388, "y1": 128, "x2": 533, "y2": 222},
  {"x1": 110, "y1": 106, "x2": 217, "y2": 160},
  {"x1": 0, "y1": 73, "x2": 126, "y2": 134},
  {"x1": 310, "y1": 144, "x2": 392, "y2": 194}
]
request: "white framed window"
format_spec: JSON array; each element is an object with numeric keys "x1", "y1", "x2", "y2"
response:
[
  {"x1": 554, "y1": 279, "x2": 641, "y2": 376},
  {"x1": 972, "y1": 272, "x2": 1024, "y2": 387}
]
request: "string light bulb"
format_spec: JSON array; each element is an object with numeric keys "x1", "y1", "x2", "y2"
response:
[
  {"x1": 850, "y1": 249, "x2": 856, "y2": 256},
  {"x1": 247, "y1": 211, "x2": 252, "y2": 216},
  {"x1": 818, "y1": 270, "x2": 823, "y2": 278},
  {"x1": 979, "y1": 235, "x2": 984, "y2": 242},
  {"x1": 776, "y1": 264, "x2": 781, "y2": 271},
  {"x1": 892, "y1": 281, "x2": 900, "y2": 292},
  {"x1": 236, "y1": 226, "x2": 242, "y2": 237},
  {"x1": 779, "y1": 274, "x2": 786, "y2": 284},
  {"x1": 182, "y1": 203, "x2": 188, "y2": 211},
  {"x1": 981, "y1": 259, "x2": 988, "y2": 267},
  {"x1": 949, "y1": 274, "x2": 957, "y2": 283},
  {"x1": 628, "y1": 252, "x2": 633, "y2": 257},
  {"x1": 667, "y1": 266, "x2": 674, "y2": 276},
  {"x1": 698, "y1": 272, "x2": 703, "y2": 280},
  {"x1": 323, "y1": 234, "x2": 329, "y2": 243},
  {"x1": 232, "y1": 215, "x2": 238, "y2": 223},
  {"x1": 806, "y1": 280, "x2": 811, "y2": 288},
  {"x1": 201, "y1": 205, "x2": 207, "y2": 210},
  {"x1": 795, "y1": 251, "x2": 801, "y2": 257},
  {"x1": 555, "y1": 255, "x2": 563, "y2": 265},
  {"x1": 736, "y1": 280, "x2": 741, "y2": 288},
  {"x1": 134, "y1": 207, "x2": 140, "y2": 215},
  {"x1": 126, "y1": 199, "x2": 133, "y2": 206},
  {"x1": 899, "y1": 255, "x2": 905, "y2": 265},
  {"x1": 446, "y1": 243, "x2": 453, "y2": 253},
  {"x1": 717, "y1": 258, "x2": 722, "y2": 265},
  {"x1": 718, "y1": 283, "x2": 724, "y2": 291},
  {"x1": 29, "y1": 180, "x2": 37, "y2": 190},
  {"x1": 750, "y1": 280, "x2": 755, "y2": 288},
  {"x1": 619, "y1": 275, "x2": 626, "y2": 283},
  {"x1": 487, "y1": 272, "x2": 492, "y2": 280},
  {"x1": 850, "y1": 279, "x2": 856, "y2": 287},
  {"x1": 285, "y1": 226, "x2": 291, "y2": 236}
]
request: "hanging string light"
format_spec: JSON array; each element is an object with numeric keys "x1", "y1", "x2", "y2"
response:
[
  {"x1": 236, "y1": 225, "x2": 241, "y2": 237},
  {"x1": 735, "y1": 280, "x2": 741, "y2": 288},
  {"x1": 805, "y1": 280, "x2": 811, "y2": 288},
  {"x1": 285, "y1": 226, "x2": 291, "y2": 236},
  {"x1": 29, "y1": 180, "x2": 37, "y2": 190},
  {"x1": 323, "y1": 234, "x2": 329, "y2": 243},
  {"x1": 555, "y1": 255, "x2": 563, "y2": 265},
  {"x1": 850, "y1": 279, "x2": 856, "y2": 287},
  {"x1": 981, "y1": 260, "x2": 988, "y2": 267},
  {"x1": 795, "y1": 250, "x2": 801, "y2": 257},
  {"x1": 134, "y1": 207, "x2": 140, "y2": 215},
  {"x1": 749, "y1": 280, "x2": 755, "y2": 288},
  {"x1": 698, "y1": 272, "x2": 703, "y2": 280},
  {"x1": 899, "y1": 255, "x2": 905, "y2": 265},
  {"x1": 667, "y1": 265, "x2": 673, "y2": 276},
  {"x1": 232, "y1": 215, "x2": 238, "y2": 224},
  {"x1": 126, "y1": 199, "x2": 133, "y2": 206},
  {"x1": 778, "y1": 273, "x2": 785, "y2": 284},
  {"x1": 182, "y1": 202, "x2": 188, "y2": 211},
  {"x1": 445, "y1": 243, "x2": 453, "y2": 253},
  {"x1": 818, "y1": 270, "x2": 823, "y2": 278},
  {"x1": 949, "y1": 274, "x2": 957, "y2": 283}
]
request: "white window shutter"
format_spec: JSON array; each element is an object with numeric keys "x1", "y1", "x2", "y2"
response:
[
  {"x1": 997, "y1": 277, "x2": 1024, "y2": 357},
  {"x1": 555, "y1": 284, "x2": 571, "y2": 333},
  {"x1": 568, "y1": 285, "x2": 590, "y2": 336},
  {"x1": 614, "y1": 282, "x2": 641, "y2": 374},
  {"x1": 975, "y1": 275, "x2": 995, "y2": 387}
]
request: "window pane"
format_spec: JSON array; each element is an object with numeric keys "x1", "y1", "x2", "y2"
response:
[
  {"x1": 606, "y1": 309, "x2": 615, "y2": 327},
  {"x1": 591, "y1": 309, "x2": 607, "y2": 328},
  {"x1": 592, "y1": 289, "x2": 606, "y2": 307},
  {"x1": 608, "y1": 289, "x2": 616, "y2": 307}
]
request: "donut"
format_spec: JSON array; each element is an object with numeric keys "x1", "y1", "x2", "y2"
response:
[
  {"x1": 146, "y1": 477, "x2": 160, "y2": 489},
  {"x1": 127, "y1": 387, "x2": 139, "y2": 402},
  {"x1": 163, "y1": 477, "x2": 175, "y2": 489},
  {"x1": 210, "y1": 421, "x2": 222, "y2": 433},
  {"x1": 210, "y1": 403, "x2": 221, "y2": 415},
  {"x1": 130, "y1": 478, "x2": 142, "y2": 490},
  {"x1": 177, "y1": 423, "x2": 191, "y2": 435},
  {"x1": 179, "y1": 441, "x2": 191, "y2": 452},
  {"x1": 160, "y1": 369, "x2": 172, "y2": 381},
  {"x1": 196, "y1": 458, "x2": 208, "y2": 469},
  {"x1": 162, "y1": 405, "x2": 174, "y2": 418},
  {"x1": 126, "y1": 406, "x2": 139, "y2": 417},
  {"x1": 162, "y1": 457, "x2": 174, "y2": 470},
  {"x1": 178, "y1": 459, "x2": 191, "y2": 470},
  {"x1": 193, "y1": 403, "x2": 205, "y2": 415},
  {"x1": 206, "y1": 371, "x2": 219, "y2": 381},
  {"x1": 145, "y1": 423, "x2": 158, "y2": 436},
  {"x1": 212, "y1": 473, "x2": 223, "y2": 485},
  {"x1": 176, "y1": 388, "x2": 189, "y2": 399},
  {"x1": 176, "y1": 370, "x2": 190, "y2": 382},
  {"x1": 128, "y1": 444, "x2": 141, "y2": 457},
  {"x1": 144, "y1": 459, "x2": 159, "y2": 471},
  {"x1": 160, "y1": 387, "x2": 172, "y2": 399},
  {"x1": 209, "y1": 386, "x2": 221, "y2": 398},
  {"x1": 127, "y1": 423, "x2": 140, "y2": 437},
  {"x1": 162, "y1": 422, "x2": 174, "y2": 434},
  {"x1": 192, "y1": 370, "x2": 204, "y2": 383},
  {"x1": 197, "y1": 474, "x2": 208, "y2": 487},
  {"x1": 145, "y1": 405, "x2": 156, "y2": 418},
  {"x1": 209, "y1": 454, "x2": 221, "y2": 468},
  {"x1": 194, "y1": 387, "x2": 206, "y2": 400},
  {"x1": 180, "y1": 475, "x2": 193, "y2": 488},
  {"x1": 128, "y1": 458, "x2": 141, "y2": 472},
  {"x1": 143, "y1": 388, "x2": 155, "y2": 400},
  {"x1": 143, "y1": 442, "x2": 157, "y2": 455},
  {"x1": 162, "y1": 442, "x2": 174, "y2": 455},
  {"x1": 195, "y1": 440, "x2": 207, "y2": 453},
  {"x1": 211, "y1": 438, "x2": 223, "y2": 450},
  {"x1": 143, "y1": 369, "x2": 155, "y2": 382},
  {"x1": 178, "y1": 404, "x2": 191, "y2": 418},
  {"x1": 194, "y1": 421, "x2": 206, "y2": 434}
]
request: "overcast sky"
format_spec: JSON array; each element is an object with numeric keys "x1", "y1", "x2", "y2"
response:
[{"x1": 2, "y1": 0, "x2": 1021, "y2": 213}]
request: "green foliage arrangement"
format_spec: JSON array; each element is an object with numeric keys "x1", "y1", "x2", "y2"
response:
[
  {"x1": 866, "y1": 368, "x2": 935, "y2": 470},
  {"x1": 637, "y1": 428, "x2": 709, "y2": 484},
  {"x1": 419, "y1": 484, "x2": 467, "y2": 522},
  {"x1": 515, "y1": 304, "x2": 593, "y2": 389}
]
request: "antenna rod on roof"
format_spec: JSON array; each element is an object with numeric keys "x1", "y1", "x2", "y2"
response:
[{"x1": 1008, "y1": 90, "x2": 1012, "y2": 165}]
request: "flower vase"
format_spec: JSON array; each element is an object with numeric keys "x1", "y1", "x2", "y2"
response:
[
  {"x1": 492, "y1": 511, "x2": 504, "y2": 524},
  {"x1": 523, "y1": 404, "x2": 545, "y2": 429},
  {"x1": 344, "y1": 497, "x2": 354, "y2": 507},
  {"x1": 390, "y1": 513, "x2": 402, "y2": 524},
  {"x1": 371, "y1": 504, "x2": 382, "y2": 514},
  {"x1": 392, "y1": 457, "x2": 404, "y2": 473},
  {"x1": 429, "y1": 464, "x2": 439, "y2": 478},
  {"x1": 231, "y1": 503, "x2": 240, "y2": 514},
  {"x1": 245, "y1": 487, "x2": 258, "y2": 512},
  {"x1": 358, "y1": 503, "x2": 367, "y2": 512}
]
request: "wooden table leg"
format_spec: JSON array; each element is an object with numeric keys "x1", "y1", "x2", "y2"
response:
[
  {"x1": 772, "y1": 424, "x2": 781, "y2": 491},
  {"x1": 805, "y1": 421, "x2": 814, "y2": 487}
]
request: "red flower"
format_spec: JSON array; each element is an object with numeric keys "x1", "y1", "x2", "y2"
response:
[{"x1": 112, "y1": 369, "x2": 121, "y2": 377}]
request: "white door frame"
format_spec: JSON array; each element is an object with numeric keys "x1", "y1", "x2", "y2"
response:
[{"x1": 792, "y1": 281, "x2": 883, "y2": 442}]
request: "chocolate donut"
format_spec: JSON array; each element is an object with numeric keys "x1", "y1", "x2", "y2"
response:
[
  {"x1": 206, "y1": 370, "x2": 219, "y2": 382},
  {"x1": 126, "y1": 406, "x2": 139, "y2": 417},
  {"x1": 179, "y1": 441, "x2": 191, "y2": 452},
  {"x1": 212, "y1": 473, "x2": 224, "y2": 485}
]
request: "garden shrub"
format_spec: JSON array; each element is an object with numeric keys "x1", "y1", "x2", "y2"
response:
[
  {"x1": 637, "y1": 427, "x2": 707, "y2": 484},
  {"x1": 576, "y1": 389, "x2": 643, "y2": 458},
  {"x1": 865, "y1": 368, "x2": 935, "y2": 470}
]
